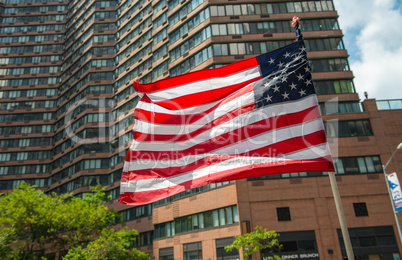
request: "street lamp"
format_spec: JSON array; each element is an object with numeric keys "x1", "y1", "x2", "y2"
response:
[{"x1": 383, "y1": 142, "x2": 402, "y2": 244}]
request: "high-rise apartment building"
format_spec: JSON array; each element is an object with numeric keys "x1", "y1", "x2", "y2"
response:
[{"x1": 0, "y1": 0, "x2": 401, "y2": 259}]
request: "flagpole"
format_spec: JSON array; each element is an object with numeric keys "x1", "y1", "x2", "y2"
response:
[
  {"x1": 328, "y1": 172, "x2": 355, "y2": 259},
  {"x1": 291, "y1": 16, "x2": 355, "y2": 258}
]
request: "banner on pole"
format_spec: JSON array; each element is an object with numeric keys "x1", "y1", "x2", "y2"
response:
[{"x1": 387, "y1": 172, "x2": 402, "y2": 212}]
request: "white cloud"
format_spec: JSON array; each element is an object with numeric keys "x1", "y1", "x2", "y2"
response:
[{"x1": 333, "y1": 0, "x2": 402, "y2": 100}]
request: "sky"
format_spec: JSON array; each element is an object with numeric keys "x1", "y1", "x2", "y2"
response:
[{"x1": 332, "y1": 0, "x2": 402, "y2": 100}]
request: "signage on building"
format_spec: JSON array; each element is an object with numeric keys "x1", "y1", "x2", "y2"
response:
[
  {"x1": 263, "y1": 253, "x2": 319, "y2": 260},
  {"x1": 387, "y1": 172, "x2": 402, "y2": 212}
]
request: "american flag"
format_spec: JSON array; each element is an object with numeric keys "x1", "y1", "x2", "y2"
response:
[{"x1": 119, "y1": 37, "x2": 335, "y2": 205}]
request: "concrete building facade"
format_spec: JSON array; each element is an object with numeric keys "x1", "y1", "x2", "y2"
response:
[{"x1": 0, "y1": 0, "x2": 401, "y2": 259}]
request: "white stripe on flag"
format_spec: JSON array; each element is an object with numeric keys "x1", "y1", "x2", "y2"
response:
[
  {"x1": 133, "y1": 88, "x2": 254, "y2": 130},
  {"x1": 136, "y1": 99, "x2": 221, "y2": 115},
  {"x1": 130, "y1": 95, "x2": 319, "y2": 151},
  {"x1": 130, "y1": 116, "x2": 323, "y2": 153},
  {"x1": 132, "y1": 93, "x2": 254, "y2": 139},
  {"x1": 121, "y1": 143, "x2": 331, "y2": 193},
  {"x1": 145, "y1": 66, "x2": 261, "y2": 101},
  {"x1": 132, "y1": 94, "x2": 318, "y2": 136},
  {"x1": 124, "y1": 117, "x2": 324, "y2": 171}
]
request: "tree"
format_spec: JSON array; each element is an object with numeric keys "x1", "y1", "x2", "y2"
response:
[
  {"x1": 0, "y1": 182, "x2": 150, "y2": 260},
  {"x1": 0, "y1": 225, "x2": 16, "y2": 259},
  {"x1": 225, "y1": 226, "x2": 283, "y2": 259},
  {"x1": 63, "y1": 228, "x2": 149, "y2": 260}
]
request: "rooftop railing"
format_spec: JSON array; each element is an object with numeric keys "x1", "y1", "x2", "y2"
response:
[{"x1": 376, "y1": 99, "x2": 402, "y2": 110}]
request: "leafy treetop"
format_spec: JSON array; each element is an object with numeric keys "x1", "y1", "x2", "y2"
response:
[
  {"x1": 225, "y1": 226, "x2": 283, "y2": 259},
  {"x1": 0, "y1": 182, "x2": 149, "y2": 260}
]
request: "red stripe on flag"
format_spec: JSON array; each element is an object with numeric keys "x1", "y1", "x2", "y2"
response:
[
  {"x1": 133, "y1": 57, "x2": 259, "y2": 94},
  {"x1": 133, "y1": 102, "x2": 256, "y2": 142},
  {"x1": 145, "y1": 79, "x2": 260, "y2": 110},
  {"x1": 134, "y1": 82, "x2": 255, "y2": 124},
  {"x1": 126, "y1": 106, "x2": 322, "y2": 159},
  {"x1": 119, "y1": 158, "x2": 334, "y2": 205},
  {"x1": 122, "y1": 130, "x2": 328, "y2": 181}
]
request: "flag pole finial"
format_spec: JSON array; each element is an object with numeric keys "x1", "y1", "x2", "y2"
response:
[
  {"x1": 291, "y1": 15, "x2": 300, "y2": 27},
  {"x1": 291, "y1": 16, "x2": 301, "y2": 39}
]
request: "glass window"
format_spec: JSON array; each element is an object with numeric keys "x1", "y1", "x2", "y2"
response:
[
  {"x1": 359, "y1": 236, "x2": 376, "y2": 247},
  {"x1": 225, "y1": 5, "x2": 233, "y2": 16},
  {"x1": 315, "y1": 1, "x2": 322, "y2": 11},
  {"x1": 210, "y1": 6, "x2": 218, "y2": 16},
  {"x1": 198, "y1": 213, "x2": 204, "y2": 229},
  {"x1": 365, "y1": 157, "x2": 375, "y2": 172},
  {"x1": 204, "y1": 211, "x2": 213, "y2": 228},
  {"x1": 213, "y1": 44, "x2": 222, "y2": 56},
  {"x1": 227, "y1": 24, "x2": 235, "y2": 35},
  {"x1": 225, "y1": 207, "x2": 233, "y2": 225},
  {"x1": 343, "y1": 157, "x2": 359, "y2": 173},
  {"x1": 212, "y1": 24, "x2": 220, "y2": 35},
  {"x1": 212, "y1": 210, "x2": 220, "y2": 227},
  {"x1": 377, "y1": 235, "x2": 396, "y2": 246},
  {"x1": 229, "y1": 43, "x2": 238, "y2": 55},
  {"x1": 233, "y1": 206, "x2": 239, "y2": 222},
  {"x1": 233, "y1": 5, "x2": 241, "y2": 15},
  {"x1": 219, "y1": 208, "x2": 226, "y2": 226},
  {"x1": 286, "y1": 3, "x2": 295, "y2": 12},
  {"x1": 192, "y1": 214, "x2": 199, "y2": 230},
  {"x1": 353, "y1": 202, "x2": 368, "y2": 217},
  {"x1": 183, "y1": 242, "x2": 202, "y2": 260},
  {"x1": 219, "y1": 24, "x2": 227, "y2": 35},
  {"x1": 166, "y1": 222, "x2": 171, "y2": 237},
  {"x1": 180, "y1": 218, "x2": 186, "y2": 233},
  {"x1": 325, "y1": 120, "x2": 373, "y2": 137},
  {"x1": 159, "y1": 247, "x2": 174, "y2": 260},
  {"x1": 174, "y1": 219, "x2": 181, "y2": 234},
  {"x1": 357, "y1": 158, "x2": 367, "y2": 173},
  {"x1": 217, "y1": 6, "x2": 225, "y2": 16},
  {"x1": 154, "y1": 205, "x2": 238, "y2": 237},
  {"x1": 277, "y1": 207, "x2": 291, "y2": 221},
  {"x1": 298, "y1": 240, "x2": 316, "y2": 250},
  {"x1": 216, "y1": 237, "x2": 239, "y2": 260}
]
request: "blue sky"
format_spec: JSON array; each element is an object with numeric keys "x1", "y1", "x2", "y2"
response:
[{"x1": 332, "y1": 0, "x2": 402, "y2": 100}]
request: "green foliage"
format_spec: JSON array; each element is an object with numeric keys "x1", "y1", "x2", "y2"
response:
[
  {"x1": 63, "y1": 228, "x2": 149, "y2": 260},
  {"x1": 0, "y1": 225, "x2": 17, "y2": 260},
  {"x1": 0, "y1": 183, "x2": 148, "y2": 260},
  {"x1": 225, "y1": 226, "x2": 283, "y2": 259}
]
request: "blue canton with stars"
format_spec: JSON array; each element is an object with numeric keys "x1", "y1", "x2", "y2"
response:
[{"x1": 254, "y1": 38, "x2": 315, "y2": 108}]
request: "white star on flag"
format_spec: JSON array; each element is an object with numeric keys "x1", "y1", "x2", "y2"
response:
[
  {"x1": 305, "y1": 79, "x2": 312, "y2": 86},
  {"x1": 296, "y1": 73, "x2": 304, "y2": 81},
  {"x1": 268, "y1": 58, "x2": 275, "y2": 65},
  {"x1": 272, "y1": 85, "x2": 280, "y2": 92},
  {"x1": 282, "y1": 91, "x2": 290, "y2": 99},
  {"x1": 299, "y1": 89, "x2": 306, "y2": 96},
  {"x1": 289, "y1": 82, "x2": 297, "y2": 90},
  {"x1": 265, "y1": 95, "x2": 272, "y2": 102}
]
